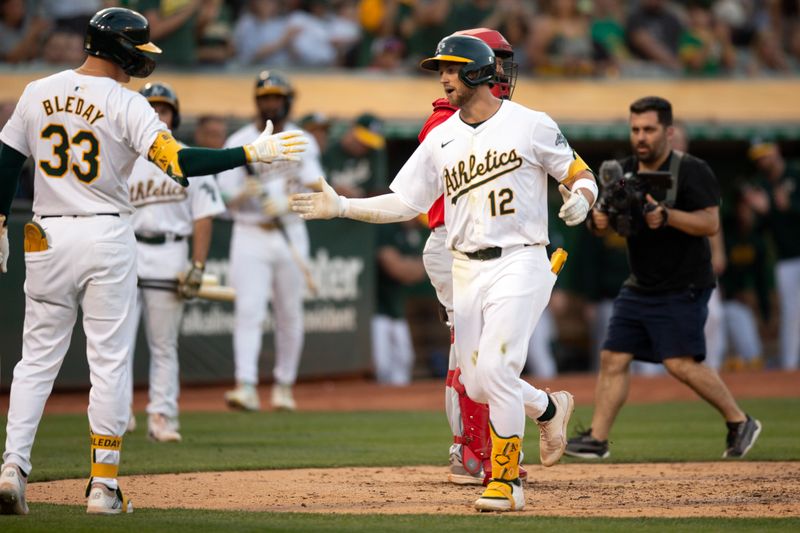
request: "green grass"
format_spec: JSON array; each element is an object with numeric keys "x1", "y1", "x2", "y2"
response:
[
  {"x1": 0, "y1": 398, "x2": 797, "y2": 530},
  {"x1": 7, "y1": 398, "x2": 797, "y2": 482},
  {"x1": 0, "y1": 506, "x2": 798, "y2": 533}
]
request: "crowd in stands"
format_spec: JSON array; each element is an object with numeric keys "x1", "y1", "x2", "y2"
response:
[{"x1": 2, "y1": 0, "x2": 799, "y2": 76}]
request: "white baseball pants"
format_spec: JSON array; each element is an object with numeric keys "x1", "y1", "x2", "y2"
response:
[
  {"x1": 776, "y1": 257, "x2": 800, "y2": 369},
  {"x1": 722, "y1": 300, "x2": 763, "y2": 362},
  {"x1": 371, "y1": 315, "x2": 415, "y2": 385},
  {"x1": 3, "y1": 215, "x2": 136, "y2": 475},
  {"x1": 130, "y1": 287, "x2": 184, "y2": 419},
  {"x1": 229, "y1": 222, "x2": 308, "y2": 386},
  {"x1": 422, "y1": 227, "x2": 462, "y2": 435},
  {"x1": 451, "y1": 245, "x2": 554, "y2": 438},
  {"x1": 128, "y1": 241, "x2": 187, "y2": 420},
  {"x1": 704, "y1": 287, "x2": 726, "y2": 370},
  {"x1": 526, "y1": 308, "x2": 557, "y2": 379}
]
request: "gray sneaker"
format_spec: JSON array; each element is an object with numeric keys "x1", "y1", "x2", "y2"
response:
[
  {"x1": 564, "y1": 428, "x2": 610, "y2": 459},
  {"x1": 723, "y1": 415, "x2": 762, "y2": 458},
  {"x1": 0, "y1": 464, "x2": 28, "y2": 515}
]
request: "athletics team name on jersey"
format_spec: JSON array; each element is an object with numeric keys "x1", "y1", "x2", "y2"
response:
[
  {"x1": 443, "y1": 148, "x2": 522, "y2": 204},
  {"x1": 130, "y1": 178, "x2": 188, "y2": 207},
  {"x1": 41, "y1": 95, "x2": 105, "y2": 125}
]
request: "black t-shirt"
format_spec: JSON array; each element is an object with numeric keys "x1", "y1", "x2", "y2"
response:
[{"x1": 620, "y1": 151, "x2": 719, "y2": 293}]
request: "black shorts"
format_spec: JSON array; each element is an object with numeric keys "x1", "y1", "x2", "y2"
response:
[{"x1": 602, "y1": 286, "x2": 712, "y2": 363}]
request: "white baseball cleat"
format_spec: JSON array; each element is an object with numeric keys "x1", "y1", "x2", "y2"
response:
[
  {"x1": 535, "y1": 390, "x2": 575, "y2": 467},
  {"x1": 224, "y1": 384, "x2": 261, "y2": 411},
  {"x1": 147, "y1": 413, "x2": 182, "y2": 443},
  {"x1": 0, "y1": 464, "x2": 29, "y2": 515},
  {"x1": 86, "y1": 483, "x2": 133, "y2": 515},
  {"x1": 474, "y1": 479, "x2": 525, "y2": 512},
  {"x1": 271, "y1": 383, "x2": 296, "y2": 411}
]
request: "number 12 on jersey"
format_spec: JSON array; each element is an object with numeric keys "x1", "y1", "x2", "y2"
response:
[{"x1": 488, "y1": 188, "x2": 515, "y2": 216}]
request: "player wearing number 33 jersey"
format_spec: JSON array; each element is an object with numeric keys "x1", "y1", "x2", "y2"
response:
[
  {"x1": 0, "y1": 7, "x2": 309, "y2": 516},
  {"x1": 290, "y1": 34, "x2": 597, "y2": 512}
]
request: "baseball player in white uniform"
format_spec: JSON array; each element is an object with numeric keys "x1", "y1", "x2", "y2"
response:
[
  {"x1": 218, "y1": 71, "x2": 323, "y2": 412},
  {"x1": 0, "y1": 8, "x2": 307, "y2": 516},
  {"x1": 291, "y1": 35, "x2": 597, "y2": 512},
  {"x1": 127, "y1": 82, "x2": 226, "y2": 442}
]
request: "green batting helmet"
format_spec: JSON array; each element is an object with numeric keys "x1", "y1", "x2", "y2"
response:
[
  {"x1": 84, "y1": 8, "x2": 161, "y2": 78},
  {"x1": 420, "y1": 35, "x2": 496, "y2": 89}
]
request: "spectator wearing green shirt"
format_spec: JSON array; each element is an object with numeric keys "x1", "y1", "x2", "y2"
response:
[
  {"x1": 322, "y1": 113, "x2": 387, "y2": 197},
  {"x1": 678, "y1": 2, "x2": 737, "y2": 76},
  {"x1": 742, "y1": 140, "x2": 800, "y2": 370},
  {"x1": 135, "y1": 0, "x2": 212, "y2": 67},
  {"x1": 371, "y1": 219, "x2": 427, "y2": 385},
  {"x1": 718, "y1": 188, "x2": 770, "y2": 371}
]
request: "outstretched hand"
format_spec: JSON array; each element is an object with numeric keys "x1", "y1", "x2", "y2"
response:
[
  {"x1": 558, "y1": 184, "x2": 590, "y2": 226},
  {"x1": 245, "y1": 120, "x2": 309, "y2": 163},
  {"x1": 290, "y1": 177, "x2": 343, "y2": 220}
]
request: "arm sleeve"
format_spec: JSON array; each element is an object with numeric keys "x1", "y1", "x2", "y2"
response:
[
  {"x1": 0, "y1": 142, "x2": 27, "y2": 217},
  {"x1": 177, "y1": 147, "x2": 247, "y2": 177},
  {"x1": 343, "y1": 192, "x2": 420, "y2": 223}
]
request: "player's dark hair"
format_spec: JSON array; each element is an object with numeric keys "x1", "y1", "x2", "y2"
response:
[{"x1": 629, "y1": 96, "x2": 673, "y2": 127}]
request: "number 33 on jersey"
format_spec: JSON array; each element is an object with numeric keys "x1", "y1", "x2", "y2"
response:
[{"x1": 1, "y1": 70, "x2": 166, "y2": 217}]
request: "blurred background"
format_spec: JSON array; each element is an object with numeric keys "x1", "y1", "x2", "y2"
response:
[{"x1": 1, "y1": 0, "x2": 798, "y2": 389}]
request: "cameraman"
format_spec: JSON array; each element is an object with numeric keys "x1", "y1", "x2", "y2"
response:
[{"x1": 565, "y1": 96, "x2": 761, "y2": 459}]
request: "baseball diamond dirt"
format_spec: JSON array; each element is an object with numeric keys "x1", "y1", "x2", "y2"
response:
[{"x1": 6, "y1": 370, "x2": 800, "y2": 517}]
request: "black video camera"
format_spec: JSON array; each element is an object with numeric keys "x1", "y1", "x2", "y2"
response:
[{"x1": 595, "y1": 160, "x2": 673, "y2": 237}]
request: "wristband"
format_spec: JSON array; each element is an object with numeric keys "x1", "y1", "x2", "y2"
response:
[{"x1": 572, "y1": 178, "x2": 598, "y2": 208}]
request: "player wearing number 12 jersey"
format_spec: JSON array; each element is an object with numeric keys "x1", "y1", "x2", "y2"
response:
[
  {"x1": 291, "y1": 35, "x2": 597, "y2": 512},
  {"x1": 0, "y1": 7, "x2": 307, "y2": 516}
]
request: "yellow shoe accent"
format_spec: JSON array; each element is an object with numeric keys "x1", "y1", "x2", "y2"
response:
[
  {"x1": 489, "y1": 423, "x2": 521, "y2": 481},
  {"x1": 474, "y1": 479, "x2": 524, "y2": 512}
]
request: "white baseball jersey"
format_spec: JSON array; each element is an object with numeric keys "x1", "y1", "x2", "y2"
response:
[
  {"x1": 129, "y1": 156, "x2": 226, "y2": 280},
  {"x1": 390, "y1": 100, "x2": 575, "y2": 253},
  {"x1": 0, "y1": 70, "x2": 164, "y2": 216},
  {"x1": 129, "y1": 157, "x2": 226, "y2": 237},
  {"x1": 217, "y1": 122, "x2": 323, "y2": 224}
]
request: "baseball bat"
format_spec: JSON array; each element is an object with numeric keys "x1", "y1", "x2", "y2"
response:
[{"x1": 138, "y1": 275, "x2": 236, "y2": 302}]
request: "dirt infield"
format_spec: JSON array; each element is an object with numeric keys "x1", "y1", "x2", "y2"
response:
[
  {"x1": 27, "y1": 463, "x2": 800, "y2": 517},
  {"x1": 15, "y1": 370, "x2": 800, "y2": 517}
]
